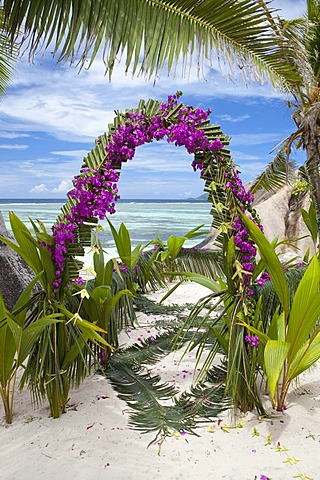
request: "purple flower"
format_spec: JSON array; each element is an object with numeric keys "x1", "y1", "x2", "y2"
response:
[
  {"x1": 47, "y1": 92, "x2": 266, "y2": 299},
  {"x1": 245, "y1": 335, "x2": 259, "y2": 347},
  {"x1": 98, "y1": 350, "x2": 107, "y2": 368}
]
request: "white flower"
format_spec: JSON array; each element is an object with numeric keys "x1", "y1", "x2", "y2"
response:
[
  {"x1": 79, "y1": 266, "x2": 97, "y2": 279},
  {"x1": 67, "y1": 312, "x2": 83, "y2": 324},
  {"x1": 73, "y1": 288, "x2": 90, "y2": 299}
]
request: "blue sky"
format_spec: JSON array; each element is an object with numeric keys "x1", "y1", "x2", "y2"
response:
[{"x1": 0, "y1": 0, "x2": 306, "y2": 200}]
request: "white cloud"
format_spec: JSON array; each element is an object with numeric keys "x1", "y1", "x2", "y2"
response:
[
  {"x1": 272, "y1": 0, "x2": 306, "y2": 20},
  {"x1": 216, "y1": 114, "x2": 250, "y2": 123},
  {"x1": 239, "y1": 161, "x2": 269, "y2": 174},
  {"x1": 30, "y1": 184, "x2": 48, "y2": 193},
  {"x1": 51, "y1": 149, "x2": 89, "y2": 158},
  {"x1": 119, "y1": 175, "x2": 204, "y2": 199},
  {"x1": 0, "y1": 144, "x2": 29, "y2": 150},
  {"x1": 52, "y1": 180, "x2": 73, "y2": 193},
  {"x1": 0, "y1": 132, "x2": 30, "y2": 139},
  {"x1": 126, "y1": 142, "x2": 192, "y2": 173},
  {"x1": 0, "y1": 52, "x2": 290, "y2": 144},
  {"x1": 0, "y1": 171, "x2": 26, "y2": 187},
  {"x1": 232, "y1": 151, "x2": 263, "y2": 161}
]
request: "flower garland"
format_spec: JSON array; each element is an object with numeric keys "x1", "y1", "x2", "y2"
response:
[
  {"x1": 225, "y1": 169, "x2": 270, "y2": 291},
  {"x1": 50, "y1": 92, "x2": 266, "y2": 295}
]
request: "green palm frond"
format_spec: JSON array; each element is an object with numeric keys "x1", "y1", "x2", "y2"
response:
[
  {"x1": 110, "y1": 330, "x2": 181, "y2": 366},
  {"x1": 106, "y1": 361, "x2": 183, "y2": 440},
  {"x1": 298, "y1": 163, "x2": 312, "y2": 184},
  {"x1": 133, "y1": 294, "x2": 193, "y2": 319},
  {"x1": 3, "y1": 0, "x2": 300, "y2": 87},
  {"x1": 175, "y1": 361, "x2": 229, "y2": 420},
  {"x1": 147, "y1": 248, "x2": 225, "y2": 283},
  {"x1": 135, "y1": 251, "x2": 167, "y2": 292},
  {"x1": 250, "y1": 151, "x2": 296, "y2": 194},
  {"x1": 172, "y1": 290, "x2": 228, "y2": 377},
  {"x1": 106, "y1": 334, "x2": 229, "y2": 442},
  {"x1": 306, "y1": 0, "x2": 320, "y2": 79},
  {"x1": 0, "y1": 7, "x2": 16, "y2": 95}
]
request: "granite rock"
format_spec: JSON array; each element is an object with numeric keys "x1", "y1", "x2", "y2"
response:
[{"x1": 0, "y1": 212, "x2": 35, "y2": 311}]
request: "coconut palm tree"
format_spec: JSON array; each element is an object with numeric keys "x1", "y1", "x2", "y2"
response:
[
  {"x1": 272, "y1": 0, "x2": 320, "y2": 220},
  {"x1": 244, "y1": 1, "x2": 320, "y2": 225}
]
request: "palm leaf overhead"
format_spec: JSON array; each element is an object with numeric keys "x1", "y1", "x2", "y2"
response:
[
  {"x1": 3, "y1": 0, "x2": 300, "y2": 87},
  {"x1": 0, "y1": 7, "x2": 16, "y2": 95}
]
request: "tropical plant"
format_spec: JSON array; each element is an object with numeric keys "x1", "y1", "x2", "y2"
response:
[
  {"x1": 105, "y1": 219, "x2": 162, "y2": 291},
  {"x1": 264, "y1": 1, "x2": 320, "y2": 219},
  {"x1": 0, "y1": 212, "x2": 110, "y2": 418},
  {"x1": 2, "y1": 0, "x2": 300, "y2": 89},
  {"x1": 72, "y1": 241, "x2": 134, "y2": 368},
  {"x1": 107, "y1": 219, "x2": 147, "y2": 271},
  {"x1": 0, "y1": 6, "x2": 16, "y2": 94},
  {"x1": 106, "y1": 329, "x2": 229, "y2": 447},
  {"x1": 240, "y1": 214, "x2": 320, "y2": 411},
  {"x1": 152, "y1": 224, "x2": 208, "y2": 273},
  {"x1": 0, "y1": 276, "x2": 61, "y2": 423},
  {"x1": 301, "y1": 198, "x2": 319, "y2": 254},
  {"x1": 162, "y1": 234, "x2": 267, "y2": 415}
]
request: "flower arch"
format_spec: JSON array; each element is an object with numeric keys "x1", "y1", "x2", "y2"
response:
[{"x1": 50, "y1": 93, "x2": 265, "y2": 295}]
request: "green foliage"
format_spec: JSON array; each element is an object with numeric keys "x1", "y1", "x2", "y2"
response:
[
  {"x1": 73, "y1": 248, "x2": 133, "y2": 367},
  {"x1": 3, "y1": 0, "x2": 300, "y2": 88},
  {"x1": 175, "y1": 248, "x2": 224, "y2": 279},
  {"x1": 0, "y1": 277, "x2": 61, "y2": 423},
  {"x1": 250, "y1": 152, "x2": 295, "y2": 194},
  {"x1": 0, "y1": 6, "x2": 16, "y2": 95},
  {"x1": 106, "y1": 218, "x2": 146, "y2": 270},
  {"x1": 1, "y1": 213, "x2": 118, "y2": 419},
  {"x1": 134, "y1": 294, "x2": 193, "y2": 320},
  {"x1": 292, "y1": 180, "x2": 310, "y2": 196},
  {"x1": 0, "y1": 212, "x2": 55, "y2": 296},
  {"x1": 160, "y1": 235, "x2": 266, "y2": 415},
  {"x1": 241, "y1": 215, "x2": 320, "y2": 410},
  {"x1": 301, "y1": 199, "x2": 318, "y2": 252},
  {"x1": 106, "y1": 332, "x2": 229, "y2": 445},
  {"x1": 241, "y1": 213, "x2": 290, "y2": 319},
  {"x1": 154, "y1": 224, "x2": 208, "y2": 265}
]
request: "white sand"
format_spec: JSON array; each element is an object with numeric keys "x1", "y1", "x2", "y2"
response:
[{"x1": 1, "y1": 283, "x2": 319, "y2": 480}]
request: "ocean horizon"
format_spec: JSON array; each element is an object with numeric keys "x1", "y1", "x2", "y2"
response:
[
  {"x1": 0, "y1": 198, "x2": 207, "y2": 205},
  {"x1": 0, "y1": 198, "x2": 212, "y2": 251}
]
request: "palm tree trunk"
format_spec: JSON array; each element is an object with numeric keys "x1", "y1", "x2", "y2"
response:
[{"x1": 304, "y1": 135, "x2": 320, "y2": 222}]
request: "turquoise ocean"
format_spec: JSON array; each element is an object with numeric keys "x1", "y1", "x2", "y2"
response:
[{"x1": 0, "y1": 199, "x2": 212, "y2": 256}]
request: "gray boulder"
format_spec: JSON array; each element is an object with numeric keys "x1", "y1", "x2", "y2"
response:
[
  {"x1": 0, "y1": 212, "x2": 36, "y2": 311},
  {"x1": 199, "y1": 179, "x2": 314, "y2": 259},
  {"x1": 253, "y1": 184, "x2": 314, "y2": 258}
]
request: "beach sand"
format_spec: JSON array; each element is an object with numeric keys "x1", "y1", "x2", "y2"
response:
[{"x1": 1, "y1": 283, "x2": 319, "y2": 480}]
